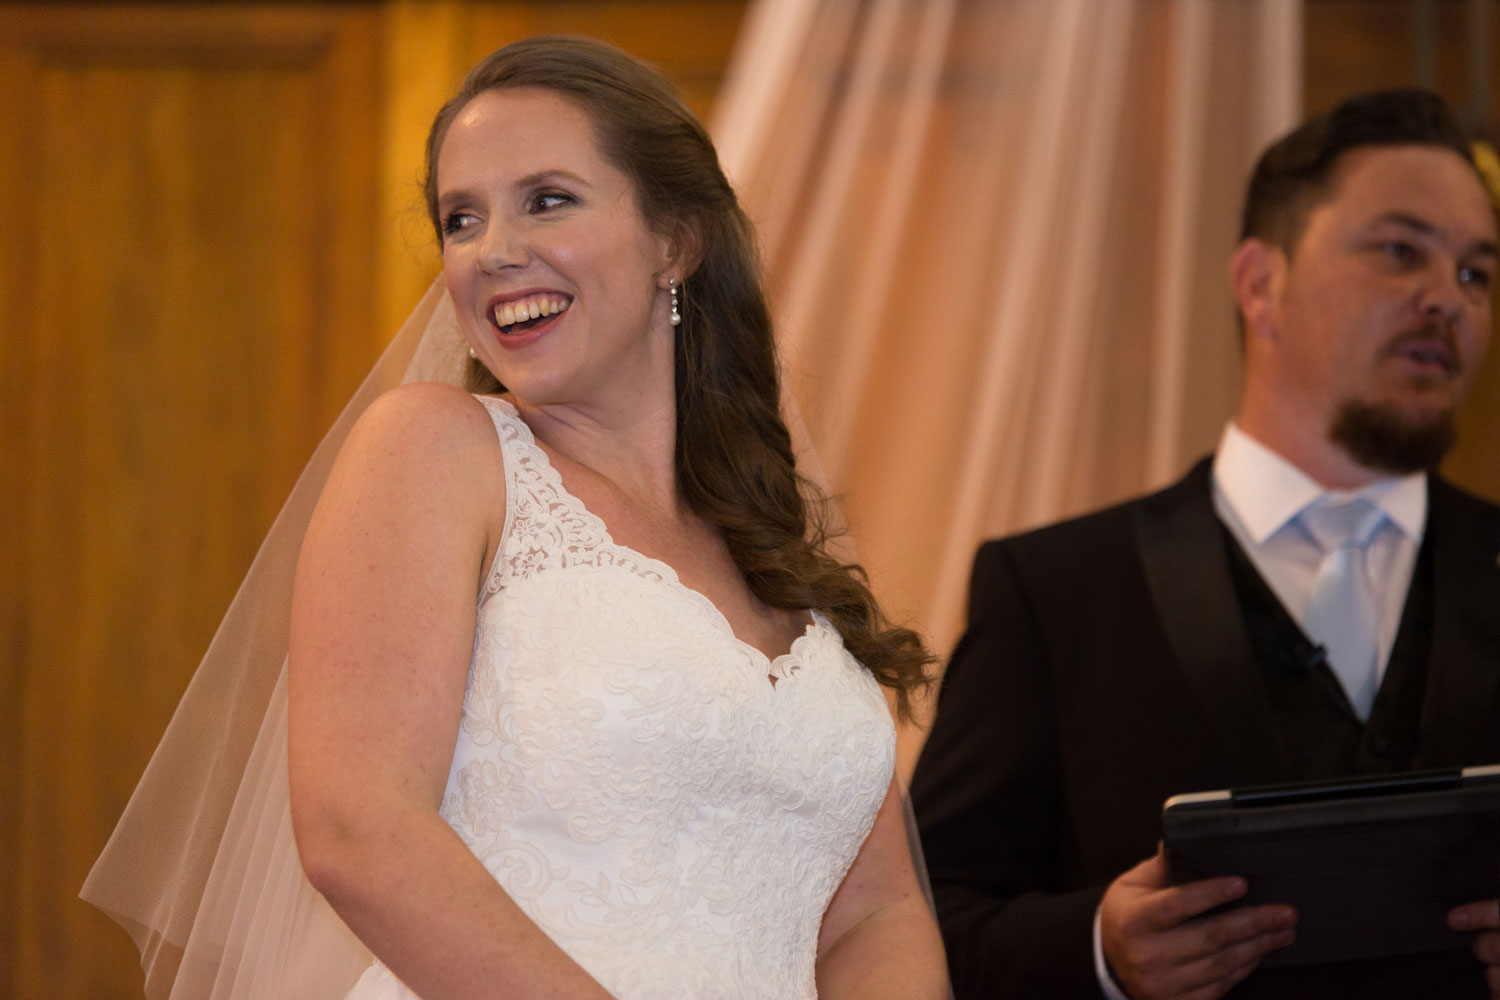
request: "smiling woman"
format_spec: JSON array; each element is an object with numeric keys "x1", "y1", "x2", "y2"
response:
[
  {"x1": 435, "y1": 88, "x2": 679, "y2": 412},
  {"x1": 83, "y1": 34, "x2": 949, "y2": 1000}
]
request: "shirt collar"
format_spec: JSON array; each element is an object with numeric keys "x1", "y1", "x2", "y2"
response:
[{"x1": 1211, "y1": 422, "x2": 1427, "y2": 545}]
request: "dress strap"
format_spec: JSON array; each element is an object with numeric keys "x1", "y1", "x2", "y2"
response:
[{"x1": 474, "y1": 395, "x2": 524, "y2": 608}]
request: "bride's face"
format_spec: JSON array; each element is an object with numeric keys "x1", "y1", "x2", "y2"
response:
[{"x1": 434, "y1": 86, "x2": 677, "y2": 411}]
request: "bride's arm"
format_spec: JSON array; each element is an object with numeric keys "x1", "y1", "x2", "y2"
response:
[
  {"x1": 288, "y1": 382, "x2": 613, "y2": 1000},
  {"x1": 815, "y1": 776, "x2": 952, "y2": 1000}
]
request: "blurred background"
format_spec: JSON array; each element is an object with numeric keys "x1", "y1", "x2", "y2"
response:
[{"x1": 3, "y1": 1, "x2": 1499, "y2": 995}]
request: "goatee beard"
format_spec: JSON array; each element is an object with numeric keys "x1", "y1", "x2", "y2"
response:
[{"x1": 1328, "y1": 399, "x2": 1457, "y2": 474}]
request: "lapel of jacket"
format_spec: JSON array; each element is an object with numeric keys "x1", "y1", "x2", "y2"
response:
[
  {"x1": 1134, "y1": 459, "x2": 1290, "y2": 784},
  {"x1": 1415, "y1": 476, "x2": 1500, "y2": 766}
]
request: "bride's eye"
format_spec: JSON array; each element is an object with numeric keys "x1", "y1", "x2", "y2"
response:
[
  {"x1": 442, "y1": 211, "x2": 478, "y2": 237},
  {"x1": 529, "y1": 191, "x2": 574, "y2": 214}
]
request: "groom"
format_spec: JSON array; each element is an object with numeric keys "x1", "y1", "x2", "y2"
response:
[{"x1": 912, "y1": 88, "x2": 1500, "y2": 1000}]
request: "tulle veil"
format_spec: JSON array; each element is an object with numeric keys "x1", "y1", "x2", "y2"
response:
[{"x1": 81, "y1": 279, "x2": 466, "y2": 1000}]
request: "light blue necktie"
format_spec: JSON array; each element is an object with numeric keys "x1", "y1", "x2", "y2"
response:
[{"x1": 1300, "y1": 497, "x2": 1386, "y2": 721}]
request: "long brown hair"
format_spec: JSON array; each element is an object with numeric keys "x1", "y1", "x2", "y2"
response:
[{"x1": 424, "y1": 35, "x2": 933, "y2": 718}]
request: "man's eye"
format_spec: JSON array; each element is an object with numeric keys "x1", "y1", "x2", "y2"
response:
[
  {"x1": 1381, "y1": 241, "x2": 1418, "y2": 262},
  {"x1": 1459, "y1": 265, "x2": 1493, "y2": 290}
]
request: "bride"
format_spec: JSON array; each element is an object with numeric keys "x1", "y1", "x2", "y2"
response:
[{"x1": 86, "y1": 35, "x2": 949, "y2": 1000}]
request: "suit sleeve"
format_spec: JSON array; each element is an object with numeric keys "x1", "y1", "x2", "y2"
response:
[{"x1": 910, "y1": 541, "x2": 1107, "y2": 1000}]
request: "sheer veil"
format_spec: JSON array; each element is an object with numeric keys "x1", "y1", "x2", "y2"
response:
[
  {"x1": 81, "y1": 276, "x2": 936, "y2": 999},
  {"x1": 80, "y1": 279, "x2": 465, "y2": 1000}
]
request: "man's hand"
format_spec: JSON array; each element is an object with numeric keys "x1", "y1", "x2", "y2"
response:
[
  {"x1": 1449, "y1": 898, "x2": 1500, "y2": 998},
  {"x1": 1099, "y1": 846, "x2": 1297, "y2": 1000}
]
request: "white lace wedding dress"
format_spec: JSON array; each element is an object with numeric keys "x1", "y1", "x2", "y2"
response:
[{"x1": 343, "y1": 396, "x2": 896, "y2": 1000}]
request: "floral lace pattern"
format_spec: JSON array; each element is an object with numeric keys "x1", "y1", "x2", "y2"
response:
[{"x1": 344, "y1": 397, "x2": 895, "y2": 1000}]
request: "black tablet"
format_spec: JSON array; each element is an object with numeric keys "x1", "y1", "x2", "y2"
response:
[{"x1": 1162, "y1": 764, "x2": 1500, "y2": 967}]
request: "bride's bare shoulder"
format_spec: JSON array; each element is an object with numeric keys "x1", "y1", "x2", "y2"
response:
[
  {"x1": 357, "y1": 381, "x2": 498, "y2": 441},
  {"x1": 328, "y1": 382, "x2": 506, "y2": 505}
]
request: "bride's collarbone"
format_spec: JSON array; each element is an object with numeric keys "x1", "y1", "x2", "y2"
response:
[{"x1": 533, "y1": 444, "x2": 809, "y2": 660}]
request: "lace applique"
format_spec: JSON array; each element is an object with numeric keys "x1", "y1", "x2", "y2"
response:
[
  {"x1": 344, "y1": 396, "x2": 895, "y2": 1000},
  {"x1": 477, "y1": 398, "x2": 669, "y2": 596}
]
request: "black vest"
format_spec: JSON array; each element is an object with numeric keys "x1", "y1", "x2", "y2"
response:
[
  {"x1": 1221, "y1": 523, "x2": 1433, "y2": 778},
  {"x1": 1219, "y1": 529, "x2": 1489, "y2": 998}
]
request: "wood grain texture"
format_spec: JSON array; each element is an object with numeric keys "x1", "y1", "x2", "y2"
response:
[
  {"x1": 0, "y1": 14, "x2": 29, "y2": 998},
  {"x1": 1, "y1": 5, "x2": 382, "y2": 996}
]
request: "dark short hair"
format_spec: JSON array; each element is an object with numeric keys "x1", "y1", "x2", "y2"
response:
[{"x1": 1239, "y1": 88, "x2": 1478, "y2": 252}]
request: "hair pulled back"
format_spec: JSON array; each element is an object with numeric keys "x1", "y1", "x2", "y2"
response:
[
  {"x1": 424, "y1": 36, "x2": 933, "y2": 717},
  {"x1": 1240, "y1": 88, "x2": 1478, "y2": 253}
]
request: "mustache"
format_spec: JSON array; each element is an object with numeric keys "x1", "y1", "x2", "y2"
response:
[{"x1": 1383, "y1": 323, "x2": 1461, "y2": 374}]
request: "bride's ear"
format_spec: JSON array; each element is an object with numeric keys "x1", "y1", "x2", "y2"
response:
[{"x1": 659, "y1": 217, "x2": 705, "y2": 281}]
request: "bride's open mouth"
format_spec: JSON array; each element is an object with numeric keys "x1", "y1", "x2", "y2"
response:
[{"x1": 494, "y1": 294, "x2": 572, "y2": 335}]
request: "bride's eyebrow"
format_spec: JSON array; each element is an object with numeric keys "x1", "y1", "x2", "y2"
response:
[
  {"x1": 513, "y1": 169, "x2": 592, "y2": 192},
  {"x1": 436, "y1": 186, "x2": 477, "y2": 212},
  {"x1": 435, "y1": 168, "x2": 594, "y2": 211}
]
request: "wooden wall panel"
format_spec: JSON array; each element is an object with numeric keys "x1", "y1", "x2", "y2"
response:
[
  {"x1": 0, "y1": 6, "x2": 383, "y2": 997},
  {"x1": 1305, "y1": 0, "x2": 1499, "y2": 117},
  {"x1": 0, "y1": 18, "x2": 28, "y2": 998},
  {"x1": 1305, "y1": 0, "x2": 1500, "y2": 502}
]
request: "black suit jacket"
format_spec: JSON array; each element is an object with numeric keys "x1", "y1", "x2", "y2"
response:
[{"x1": 911, "y1": 459, "x2": 1500, "y2": 999}]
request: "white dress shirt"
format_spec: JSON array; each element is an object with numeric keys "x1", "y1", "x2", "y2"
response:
[
  {"x1": 1093, "y1": 423, "x2": 1427, "y2": 1000},
  {"x1": 1210, "y1": 422, "x2": 1426, "y2": 682}
]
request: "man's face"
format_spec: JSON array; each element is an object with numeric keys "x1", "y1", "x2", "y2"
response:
[{"x1": 1260, "y1": 145, "x2": 1498, "y2": 473}]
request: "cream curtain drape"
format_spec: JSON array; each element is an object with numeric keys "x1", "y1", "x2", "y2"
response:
[{"x1": 712, "y1": 0, "x2": 1302, "y2": 768}]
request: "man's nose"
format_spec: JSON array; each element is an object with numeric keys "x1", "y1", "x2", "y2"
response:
[{"x1": 1415, "y1": 262, "x2": 1468, "y2": 325}]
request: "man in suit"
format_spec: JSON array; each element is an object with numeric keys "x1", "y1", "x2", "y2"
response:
[{"x1": 911, "y1": 89, "x2": 1500, "y2": 1000}]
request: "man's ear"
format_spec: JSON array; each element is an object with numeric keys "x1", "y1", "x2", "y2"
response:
[{"x1": 1229, "y1": 237, "x2": 1283, "y2": 342}]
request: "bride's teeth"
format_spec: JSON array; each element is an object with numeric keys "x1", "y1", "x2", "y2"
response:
[{"x1": 494, "y1": 295, "x2": 571, "y2": 329}]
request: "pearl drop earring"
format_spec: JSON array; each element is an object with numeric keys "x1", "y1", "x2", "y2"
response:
[{"x1": 669, "y1": 277, "x2": 681, "y2": 327}]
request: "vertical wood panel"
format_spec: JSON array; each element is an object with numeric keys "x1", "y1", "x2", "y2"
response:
[
  {"x1": 1, "y1": 6, "x2": 383, "y2": 997},
  {"x1": 0, "y1": 17, "x2": 31, "y2": 998},
  {"x1": 376, "y1": 1, "x2": 467, "y2": 343}
]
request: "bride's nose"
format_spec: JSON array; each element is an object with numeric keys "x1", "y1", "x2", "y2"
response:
[{"x1": 477, "y1": 223, "x2": 529, "y2": 273}]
